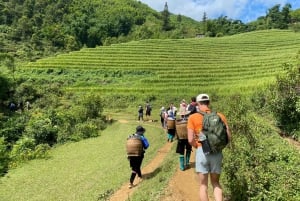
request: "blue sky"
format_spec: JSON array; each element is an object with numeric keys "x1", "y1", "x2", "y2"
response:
[{"x1": 138, "y1": 0, "x2": 300, "y2": 23}]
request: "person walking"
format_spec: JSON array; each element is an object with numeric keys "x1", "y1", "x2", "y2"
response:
[
  {"x1": 145, "y1": 101, "x2": 152, "y2": 120},
  {"x1": 187, "y1": 94, "x2": 231, "y2": 201},
  {"x1": 176, "y1": 120, "x2": 192, "y2": 171},
  {"x1": 138, "y1": 105, "x2": 144, "y2": 122},
  {"x1": 126, "y1": 126, "x2": 149, "y2": 189},
  {"x1": 166, "y1": 109, "x2": 176, "y2": 142},
  {"x1": 159, "y1": 107, "x2": 167, "y2": 128},
  {"x1": 179, "y1": 99, "x2": 187, "y2": 119}
]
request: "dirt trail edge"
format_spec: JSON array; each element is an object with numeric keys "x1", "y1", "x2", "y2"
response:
[
  {"x1": 109, "y1": 142, "x2": 173, "y2": 201},
  {"x1": 160, "y1": 149, "x2": 214, "y2": 201}
]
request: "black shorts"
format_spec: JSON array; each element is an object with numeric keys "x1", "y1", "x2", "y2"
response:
[
  {"x1": 176, "y1": 139, "x2": 192, "y2": 155},
  {"x1": 146, "y1": 110, "x2": 151, "y2": 116}
]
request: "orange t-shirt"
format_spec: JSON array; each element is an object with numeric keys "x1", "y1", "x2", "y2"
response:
[{"x1": 187, "y1": 110, "x2": 228, "y2": 147}]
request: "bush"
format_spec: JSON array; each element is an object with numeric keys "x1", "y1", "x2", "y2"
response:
[
  {"x1": 73, "y1": 121, "x2": 99, "y2": 140},
  {"x1": 9, "y1": 138, "x2": 50, "y2": 168},
  {"x1": 269, "y1": 62, "x2": 300, "y2": 135},
  {"x1": 9, "y1": 137, "x2": 36, "y2": 168},
  {"x1": 32, "y1": 143, "x2": 50, "y2": 159},
  {"x1": 0, "y1": 137, "x2": 9, "y2": 176},
  {"x1": 222, "y1": 95, "x2": 300, "y2": 200},
  {"x1": 25, "y1": 115, "x2": 58, "y2": 146},
  {"x1": 0, "y1": 114, "x2": 29, "y2": 144}
]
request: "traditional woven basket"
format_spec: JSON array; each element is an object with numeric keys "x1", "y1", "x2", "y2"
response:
[
  {"x1": 126, "y1": 138, "x2": 143, "y2": 156},
  {"x1": 167, "y1": 119, "x2": 175, "y2": 129},
  {"x1": 176, "y1": 120, "x2": 188, "y2": 139}
]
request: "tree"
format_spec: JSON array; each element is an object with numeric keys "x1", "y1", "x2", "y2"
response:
[
  {"x1": 202, "y1": 12, "x2": 207, "y2": 33},
  {"x1": 290, "y1": 8, "x2": 300, "y2": 23},
  {"x1": 266, "y1": 4, "x2": 291, "y2": 29},
  {"x1": 281, "y1": 4, "x2": 292, "y2": 26},
  {"x1": 162, "y1": 2, "x2": 171, "y2": 31},
  {"x1": 177, "y1": 14, "x2": 182, "y2": 23}
]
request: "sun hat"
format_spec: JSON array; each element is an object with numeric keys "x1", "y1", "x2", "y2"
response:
[
  {"x1": 196, "y1": 94, "x2": 210, "y2": 102},
  {"x1": 136, "y1": 125, "x2": 146, "y2": 135}
]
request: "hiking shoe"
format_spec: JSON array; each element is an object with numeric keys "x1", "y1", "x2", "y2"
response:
[{"x1": 128, "y1": 183, "x2": 134, "y2": 189}]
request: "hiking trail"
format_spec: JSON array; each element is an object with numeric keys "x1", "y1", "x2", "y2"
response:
[
  {"x1": 109, "y1": 118, "x2": 300, "y2": 201},
  {"x1": 108, "y1": 119, "x2": 214, "y2": 201}
]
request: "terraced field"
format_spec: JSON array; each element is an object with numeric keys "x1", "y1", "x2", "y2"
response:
[{"x1": 22, "y1": 30, "x2": 300, "y2": 98}]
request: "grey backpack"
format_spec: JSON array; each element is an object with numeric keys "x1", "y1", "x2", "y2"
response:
[{"x1": 199, "y1": 111, "x2": 228, "y2": 153}]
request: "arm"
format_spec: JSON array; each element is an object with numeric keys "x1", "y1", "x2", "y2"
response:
[
  {"x1": 188, "y1": 128, "x2": 197, "y2": 148},
  {"x1": 226, "y1": 124, "x2": 232, "y2": 143}
]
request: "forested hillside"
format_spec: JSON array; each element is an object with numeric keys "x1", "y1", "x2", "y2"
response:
[
  {"x1": 1, "y1": 0, "x2": 300, "y2": 62},
  {"x1": 0, "y1": 0, "x2": 202, "y2": 61}
]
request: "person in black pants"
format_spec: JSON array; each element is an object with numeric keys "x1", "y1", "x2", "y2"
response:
[{"x1": 127, "y1": 126, "x2": 149, "y2": 189}]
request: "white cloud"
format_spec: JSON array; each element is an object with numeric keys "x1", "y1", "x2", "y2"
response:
[{"x1": 138, "y1": 0, "x2": 300, "y2": 23}]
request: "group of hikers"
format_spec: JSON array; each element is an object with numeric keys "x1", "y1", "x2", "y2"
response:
[
  {"x1": 137, "y1": 101, "x2": 152, "y2": 122},
  {"x1": 128, "y1": 93, "x2": 231, "y2": 201}
]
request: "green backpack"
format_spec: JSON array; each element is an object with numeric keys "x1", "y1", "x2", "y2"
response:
[{"x1": 199, "y1": 111, "x2": 229, "y2": 153}]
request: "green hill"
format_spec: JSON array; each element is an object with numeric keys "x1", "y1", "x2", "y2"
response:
[{"x1": 22, "y1": 29, "x2": 300, "y2": 104}]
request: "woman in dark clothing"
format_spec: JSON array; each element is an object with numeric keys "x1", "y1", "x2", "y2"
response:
[{"x1": 127, "y1": 126, "x2": 149, "y2": 189}]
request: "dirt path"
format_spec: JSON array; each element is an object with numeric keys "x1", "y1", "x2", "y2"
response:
[
  {"x1": 160, "y1": 149, "x2": 214, "y2": 201},
  {"x1": 110, "y1": 118, "x2": 300, "y2": 201},
  {"x1": 109, "y1": 119, "x2": 214, "y2": 201},
  {"x1": 109, "y1": 141, "x2": 173, "y2": 201}
]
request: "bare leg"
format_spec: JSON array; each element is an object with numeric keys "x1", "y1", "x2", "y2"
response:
[
  {"x1": 210, "y1": 173, "x2": 223, "y2": 201},
  {"x1": 198, "y1": 173, "x2": 209, "y2": 201}
]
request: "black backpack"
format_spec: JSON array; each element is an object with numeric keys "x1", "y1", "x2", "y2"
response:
[{"x1": 199, "y1": 111, "x2": 229, "y2": 153}]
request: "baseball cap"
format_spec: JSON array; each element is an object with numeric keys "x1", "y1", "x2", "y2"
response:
[
  {"x1": 136, "y1": 125, "x2": 146, "y2": 134},
  {"x1": 196, "y1": 94, "x2": 210, "y2": 102}
]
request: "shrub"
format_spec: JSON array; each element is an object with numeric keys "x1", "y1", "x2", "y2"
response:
[
  {"x1": 9, "y1": 137, "x2": 35, "y2": 168},
  {"x1": 25, "y1": 115, "x2": 58, "y2": 146},
  {"x1": 74, "y1": 120, "x2": 99, "y2": 140},
  {"x1": 32, "y1": 143, "x2": 50, "y2": 159},
  {"x1": 269, "y1": 62, "x2": 300, "y2": 136},
  {"x1": 0, "y1": 137, "x2": 9, "y2": 176},
  {"x1": 0, "y1": 114, "x2": 29, "y2": 144},
  {"x1": 222, "y1": 95, "x2": 300, "y2": 200}
]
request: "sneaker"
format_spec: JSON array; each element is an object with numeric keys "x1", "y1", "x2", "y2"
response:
[{"x1": 128, "y1": 183, "x2": 134, "y2": 189}]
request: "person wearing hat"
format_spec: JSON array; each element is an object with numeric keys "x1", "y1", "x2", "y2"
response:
[
  {"x1": 187, "y1": 94, "x2": 231, "y2": 201},
  {"x1": 127, "y1": 125, "x2": 149, "y2": 189}
]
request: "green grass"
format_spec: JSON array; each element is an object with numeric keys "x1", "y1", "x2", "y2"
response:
[{"x1": 0, "y1": 120, "x2": 166, "y2": 201}]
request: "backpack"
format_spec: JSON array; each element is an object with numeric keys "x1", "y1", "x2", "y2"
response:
[
  {"x1": 126, "y1": 135, "x2": 143, "y2": 156},
  {"x1": 126, "y1": 134, "x2": 149, "y2": 156},
  {"x1": 199, "y1": 111, "x2": 228, "y2": 153}
]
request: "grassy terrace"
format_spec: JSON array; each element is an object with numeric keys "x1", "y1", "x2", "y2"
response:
[{"x1": 22, "y1": 29, "x2": 300, "y2": 97}]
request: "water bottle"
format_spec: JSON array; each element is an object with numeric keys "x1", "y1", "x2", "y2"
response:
[{"x1": 199, "y1": 133, "x2": 211, "y2": 155}]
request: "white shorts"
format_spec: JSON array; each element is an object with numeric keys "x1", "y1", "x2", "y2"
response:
[{"x1": 195, "y1": 147, "x2": 223, "y2": 174}]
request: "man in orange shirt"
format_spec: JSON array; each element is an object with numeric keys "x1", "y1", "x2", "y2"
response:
[{"x1": 187, "y1": 94, "x2": 231, "y2": 201}]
